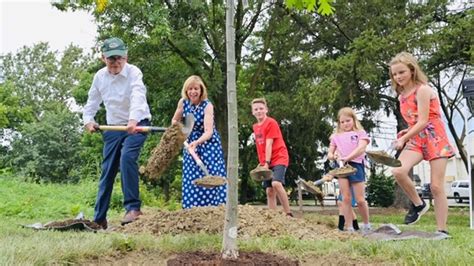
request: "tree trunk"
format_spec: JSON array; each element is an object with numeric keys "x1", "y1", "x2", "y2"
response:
[{"x1": 222, "y1": 0, "x2": 239, "y2": 259}]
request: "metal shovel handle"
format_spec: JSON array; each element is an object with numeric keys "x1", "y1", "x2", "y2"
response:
[
  {"x1": 184, "y1": 141, "x2": 210, "y2": 176},
  {"x1": 97, "y1": 125, "x2": 167, "y2": 133},
  {"x1": 96, "y1": 113, "x2": 195, "y2": 136}
]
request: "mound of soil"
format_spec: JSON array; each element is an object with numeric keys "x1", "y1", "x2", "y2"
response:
[
  {"x1": 117, "y1": 205, "x2": 356, "y2": 241},
  {"x1": 167, "y1": 251, "x2": 299, "y2": 266}
]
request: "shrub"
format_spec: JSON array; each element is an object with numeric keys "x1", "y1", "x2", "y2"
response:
[
  {"x1": 7, "y1": 108, "x2": 83, "y2": 183},
  {"x1": 367, "y1": 172, "x2": 395, "y2": 207}
]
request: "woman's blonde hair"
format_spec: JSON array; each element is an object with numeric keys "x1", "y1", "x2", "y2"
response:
[
  {"x1": 389, "y1": 52, "x2": 428, "y2": 94},
  {"x1": 181, "y1": 75, "x2": 208, "y2": 101},
  {"x1": 335, "y1": 107, "x2": 364, "y2": 133}
]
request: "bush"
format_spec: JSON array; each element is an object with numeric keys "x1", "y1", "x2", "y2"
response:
[
  {"x1": 7, "y1": 108, "x2": 83, "y2": 183},
  {"x1": 367, "y1": 172, "x2": 395, "y2": 207}
]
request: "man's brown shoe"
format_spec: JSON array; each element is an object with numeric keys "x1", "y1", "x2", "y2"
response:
[
  {"x1": 95, "y1": 219, "x2": 108, "y2": 230},
  {"x1": 121, "y1": 210, "x2": 143, "y2": 225}
]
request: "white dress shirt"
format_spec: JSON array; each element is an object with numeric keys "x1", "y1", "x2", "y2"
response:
[{"x1": 83, "y1": 63, "x2": 152, "y2": 125}]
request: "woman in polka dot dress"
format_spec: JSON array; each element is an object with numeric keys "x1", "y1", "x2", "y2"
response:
[{"x1": 172, "y1": 75, "x2": 227, "y2": 209}]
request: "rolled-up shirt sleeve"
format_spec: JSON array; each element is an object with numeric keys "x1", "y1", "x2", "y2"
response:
[
  {"x1": 82, "y1": 74, "x2": 102, "y2": 125},
  {"x1": 128, "y1": 68, "x2": 149, "y2": 122}
]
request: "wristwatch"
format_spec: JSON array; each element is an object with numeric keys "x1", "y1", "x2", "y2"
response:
[{"x1": 265, "y1": 160, "x2": 271, "y2": 165}]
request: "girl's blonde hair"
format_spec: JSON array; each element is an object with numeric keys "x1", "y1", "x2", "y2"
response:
[
  {"x1": 181, "y1": 75, "x2": 208, "y2": 101},
  {"x1": 335, "y1": 107, "x2": 364, "y2": 133},
  {"x1": 389, "y1": 52, "x2": 428, "y2": 94}
]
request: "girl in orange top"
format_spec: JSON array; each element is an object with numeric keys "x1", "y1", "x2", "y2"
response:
[{"x1": 389, "y1": 52, "x2": 455, "y2": 235}]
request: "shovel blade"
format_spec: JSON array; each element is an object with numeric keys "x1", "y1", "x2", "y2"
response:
[{"x1": 182, "y1": 114, "x2": 195, "y2": 138}]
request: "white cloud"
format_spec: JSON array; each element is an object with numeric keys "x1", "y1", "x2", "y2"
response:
[{"x1": 0, "y1": 0, "x2": 97, "y2": 54}]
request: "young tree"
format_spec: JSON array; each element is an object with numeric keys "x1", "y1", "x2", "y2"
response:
[{"x1": 222, "y1": 0, "x2": 238, "y2": 259}]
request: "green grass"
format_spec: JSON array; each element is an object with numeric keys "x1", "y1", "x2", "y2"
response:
[{"x1": 1, "y1": 176, "x2": 473, "y2": 265}]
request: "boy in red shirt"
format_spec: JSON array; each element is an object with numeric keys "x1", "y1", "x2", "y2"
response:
[{"x1": 251, "y1": 98, "x2": 292, "y2": 216}]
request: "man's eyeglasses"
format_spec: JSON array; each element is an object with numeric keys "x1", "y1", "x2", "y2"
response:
[{"x1": 106, "y1": 56, "x2": 125, "y2": 63}]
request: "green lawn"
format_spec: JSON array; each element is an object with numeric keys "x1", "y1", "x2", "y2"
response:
[{"x1": 1, "y1": 177, "x2": 473, "y2": 265}]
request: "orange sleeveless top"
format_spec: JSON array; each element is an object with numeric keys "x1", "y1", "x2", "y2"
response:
[{"x1": 399, "y1": 85, "x2": 455, "y2": 160}]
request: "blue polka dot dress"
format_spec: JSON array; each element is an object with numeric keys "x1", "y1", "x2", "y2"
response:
[{"x1": 182, "y1": 99, "x2": 227, "y2": 209}]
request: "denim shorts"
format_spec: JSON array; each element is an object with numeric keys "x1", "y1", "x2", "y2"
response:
[
  {"x1": 345, "y1": 162, "x2": 365, "y2": 183},
  {"x1": 262, "y1": 165, "x2": 286, "y2": 189}
]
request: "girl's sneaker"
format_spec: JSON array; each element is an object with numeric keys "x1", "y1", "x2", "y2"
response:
[
  {"x1": 361, "y1": 223, "x2": 372, "y2": 234},
  {"x1": 345, "y1": 227, "x2": 356, "y2": 233},
  {"x1": 404, "y1": 201, "x2": 429, "y2": 225},
  {"x1": 434, "y1": 230, "x2": 451, "y2": 240}
]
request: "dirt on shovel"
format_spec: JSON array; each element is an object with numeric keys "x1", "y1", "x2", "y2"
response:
[
  {"x1": 143, "y1": 122, "x2": 187, "y2": 180},
  {"x1": 193, "y1": 175, "x2": 227, "y2": 188},
  {"x1": 328, "y1": 164, "x2": 357, "y2": 178},
  {"x1": 299, "y1": 179, "x2": 325, "y2": 206}
]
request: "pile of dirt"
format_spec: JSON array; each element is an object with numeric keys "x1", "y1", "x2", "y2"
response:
[
  {"x1": 143, "y1": 122, "x2": 187, "y2": 180},
  {"x1": 117, "y1": 205, "x2": 356, "y2": 241}
]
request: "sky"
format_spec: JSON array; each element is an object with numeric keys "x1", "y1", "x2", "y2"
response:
[{"x1": 0, "y1": 0, "x2": 97, "y2": 55}]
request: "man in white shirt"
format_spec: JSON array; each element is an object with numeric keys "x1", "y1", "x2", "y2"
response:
[{"x1": 83, "y1": 37, "x2": 152, "y2": 229}]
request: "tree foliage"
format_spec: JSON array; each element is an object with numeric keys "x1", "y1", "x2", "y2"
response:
[
  {"x1": 1, "y1": 43, "x2": 91, "y2": 122},
  {"x1": 0, "y1": 43, "x2": 93, "y2": 181},
  {"x1": 47, "y1": 0, "x2": 472, "y2": 202},
  {"x1": 366, "y1": 172, "x2": 395, "y2": 207},
  {"x1": 285, "y1": 0, "x2": 335, "y2": 15},
  {"x1": 6, "y1": 107, "x2": 83, "y2": 183}
]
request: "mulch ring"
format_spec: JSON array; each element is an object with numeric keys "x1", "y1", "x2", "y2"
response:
[{"x1": 167, "y1": 251, "x2": 299, "y2": 266}]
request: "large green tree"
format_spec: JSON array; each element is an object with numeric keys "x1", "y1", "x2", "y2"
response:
[{"x1": 54, "y1": 0, "x2": 472, "y2": 204}]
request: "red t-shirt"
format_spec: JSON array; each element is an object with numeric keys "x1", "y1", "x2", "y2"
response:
[{"x1": 252, "y1": 117, "x2": 289, "y2": 167}]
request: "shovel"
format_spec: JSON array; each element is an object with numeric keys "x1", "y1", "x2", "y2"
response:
[
  {"x1": 367, "y1": 143, "x2": 402, "y2": 167},
  {"x1": 328, "y1": 160, "x2": 357, "y2": 178},
  {"x1": 96, "y1": 114, "x2": 195, "y2": 137},
  {"x1": 184, "y1": 141, "x2": 226, "y2": 188},
  {"x1": 95, "y1": 115, "x2": 195, "y2": 180}
]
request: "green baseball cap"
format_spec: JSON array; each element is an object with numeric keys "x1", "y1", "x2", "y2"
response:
[{"x1": 101, "y1": 37, "x2": 127, "y2": 58}]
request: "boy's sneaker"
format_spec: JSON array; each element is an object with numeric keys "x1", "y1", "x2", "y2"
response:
[{"x1": 404, "y1": 201, "x2": 429, "y2": 225}]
